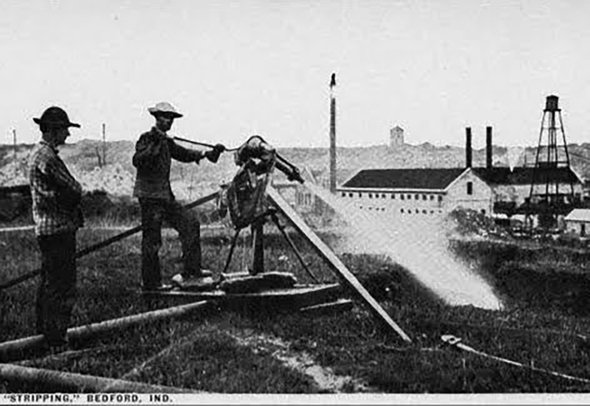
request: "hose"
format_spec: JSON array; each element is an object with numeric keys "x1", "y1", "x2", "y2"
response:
[
  {"x1": 441, "y1": 334, "x2": 590, "y2": 385},
  {"x1": 172, "y1": 136, "x2": 240, "y2": 151}
]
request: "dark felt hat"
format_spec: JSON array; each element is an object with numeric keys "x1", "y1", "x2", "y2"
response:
[{"x1": 33, "y1": 106, "x2": 81, "y2": 128}]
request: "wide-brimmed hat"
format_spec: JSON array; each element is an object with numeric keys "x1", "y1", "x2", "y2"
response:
[
  {"x1": 33, "y1": 106, "x2": 81, "y2": 128},
  {"x1": 148, "y1": 102, "x2": 183, "y2": 118}
]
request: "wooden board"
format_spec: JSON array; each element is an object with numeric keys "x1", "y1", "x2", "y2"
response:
[
  {"x1": 299, "y1": 299, "x2": 354, "y2": 316},
  {"x1": 218, "y1": 272, "x2": 297, "y2": 294},
  {"x1": 142, "y1": 283, "x2": 342, "y2": 312},
  {"x1": 267, "y1": 187, "x2": 411, "y2": 342}
]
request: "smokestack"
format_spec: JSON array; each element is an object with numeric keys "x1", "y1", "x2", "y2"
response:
[
  {"x1": 465, "y1": 127, "x2": 472, "y2": 168},
  {"x1": 486, "y1": 126, "x2": 492, "y2": 169},
  {"x1": 329, "y1": 73, "x2": 337, "y2": 193}
]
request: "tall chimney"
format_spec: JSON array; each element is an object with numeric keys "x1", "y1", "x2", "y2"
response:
[
  {"x1": 329, "y1": 73, "x2": 337, "y2": 193},
  {"x1": 465, "y1": 127, "x2": 472, "y2": 168},
  {"x1": 486, "y1": 126, "x2": 492, "y2": 169}
]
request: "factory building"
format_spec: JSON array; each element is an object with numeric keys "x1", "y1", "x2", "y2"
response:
[
  {"x1": 474, "y1": 166, "x2": 584, "y2": 209},
  {"x1": 338, "y1": 168, "x2": 492, "y2": 216},
  {"x1": 322, "y1": 88, "x2": 583, "y2": 223},
  {"x1": 335, "y1": 126, "x2": 584, "y2": 219}
]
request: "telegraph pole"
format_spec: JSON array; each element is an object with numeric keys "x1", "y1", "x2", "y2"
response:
[
  {"x1": 12, "y1": 129, "x2": 17, "y2": 165},
  {"x1": 329, "y1": 73, "x2": 337, "y2": 194},
  {"x1": 102, "y1": 123, "x2": 106, "y2": 166}
]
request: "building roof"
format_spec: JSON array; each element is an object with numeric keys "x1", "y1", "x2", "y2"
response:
[
  {"x1": 472, "y1": 166, "x2": 581, "y2": 186},
  {"x1": 340, "y1": 168, "x2": 467, "y2": 190},
  {"x1": 565, "y1": 209, "x2": 590, "y2": 222},
  {"x1": 336, "y1": 165, "x2": 583, "y2": 191}
]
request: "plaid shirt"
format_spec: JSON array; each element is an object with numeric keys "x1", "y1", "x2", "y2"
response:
[
  {"x1": 132, "y1": 127, "x2": 203, "y2": 200},
  {"x1": 29, "y1": 140, "x2": 83, "y2": 236}
]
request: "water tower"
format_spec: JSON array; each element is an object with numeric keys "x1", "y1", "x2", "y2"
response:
[{"x1": 527, "y1": 95, "x2": 575, "y2": 228}]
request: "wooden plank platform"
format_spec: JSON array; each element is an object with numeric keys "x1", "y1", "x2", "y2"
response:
[{"x1": 142, "y1": 283, "x2": 342, "y2": 313}]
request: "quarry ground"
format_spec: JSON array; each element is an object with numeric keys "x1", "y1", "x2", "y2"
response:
[{"x1": 2, "y1": 223, "x2": 590, "y2": 396}]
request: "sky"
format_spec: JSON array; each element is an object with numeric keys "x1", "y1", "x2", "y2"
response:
[{"x1": 1, "y1": 0, "x2": 590, "y2": 149}]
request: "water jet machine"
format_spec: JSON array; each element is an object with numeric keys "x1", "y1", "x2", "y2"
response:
[{"x1": 145, "y1": 136, "x2": 410, "y2": 341}]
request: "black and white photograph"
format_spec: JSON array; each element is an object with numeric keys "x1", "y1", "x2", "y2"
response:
[{"x1": 1, "y1": 1, "x2": 590, "y2": 404}]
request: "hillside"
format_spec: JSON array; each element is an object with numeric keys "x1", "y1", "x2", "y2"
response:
[{"x1": 2, "y1": 140, "x2": 590, "y2": 198}]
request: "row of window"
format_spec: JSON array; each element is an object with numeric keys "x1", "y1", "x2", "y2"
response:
[
  {"x1": 359, "y1": 206, "x2": 443, "y2": 215},
  {"x1": 342, "y1": 192, "x2": 443, "y2": 202},
  {"x1": 296, "y1": 194, "x2": 313, "y2": 205}
]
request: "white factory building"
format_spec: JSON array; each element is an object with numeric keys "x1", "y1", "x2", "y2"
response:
[
  {"x1": 334, "y1": 125, "x2": 584, "y2": 219},
  {"x1": 336, "y1": 166, "x2": 583, "y2": 218},
  {"x1": 337, "y1": 167, "x2": 492, "y2": 216}
]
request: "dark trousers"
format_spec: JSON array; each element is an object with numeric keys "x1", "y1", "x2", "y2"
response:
[
  {"x1": 139, "y1": 198, "x2": 202, "y2": 288},
  {"x1": 36, "y1": 231, "x2": 77, "y2": 345}
]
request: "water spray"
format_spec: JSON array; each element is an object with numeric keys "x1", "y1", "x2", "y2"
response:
[{"x1": 303, "y1": 183, "x2": 503, "y2": 310}]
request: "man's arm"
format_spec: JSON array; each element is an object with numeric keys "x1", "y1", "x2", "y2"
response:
[
  {"x1": 169, "y1": 139, "x2": 204, "y2": 163},
  {"x1": 42, "y1": 156, "x2": 83, "y2": 208}
]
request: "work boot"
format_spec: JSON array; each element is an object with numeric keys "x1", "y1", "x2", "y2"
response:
[
  {"x1": 171, "y1": 272, "x2": 215, "y2": 291},
  {"x1": 142, "y1": 283, "x2": 173, "y2": 292},
  {"x1": 197, "y1": 269, "x2": 213, "y2": 278},
  {"x1": 172, "y1": 269, "x2": 212, "y2": 285}
]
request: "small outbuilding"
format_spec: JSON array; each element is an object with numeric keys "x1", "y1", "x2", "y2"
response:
[{"x1": 564, "y1": 209, "x2": 590, "y2": 236}]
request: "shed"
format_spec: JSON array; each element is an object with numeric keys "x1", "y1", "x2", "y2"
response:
[{"x1": 564, "y1": 209, "x2": 590, "y2": 236}]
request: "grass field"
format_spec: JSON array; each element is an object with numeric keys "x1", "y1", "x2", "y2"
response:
[{"x1": 2, "y1": 221, "x2": 590, "y2": 394}]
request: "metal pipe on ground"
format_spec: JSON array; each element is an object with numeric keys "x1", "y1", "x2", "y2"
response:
[
  {"x1": 267, "y1": 187, "x2": 411, "y2": 343},
  {"x1": 0, "y1": 301, "x2": 211, "y2": 361},
  {"x1": 441, "y1": 334, "x2": 590, "y2": 385},
  {"x1": 0, "y1": 192, "x2": 219, "y2": 291},
  {"x1": 0, "y1": 363, "x2": 196, "y2": 393}
]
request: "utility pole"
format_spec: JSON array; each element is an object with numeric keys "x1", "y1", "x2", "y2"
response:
[
  {"x1": 329, "y1": 73, "x2": 337, "y2": 194},
  {"x1": 102, "y1": 123, "x2": 107, "y2": 166},
  {"x1": 12, "y1": 129, "x2": 17, "y2": 167}
]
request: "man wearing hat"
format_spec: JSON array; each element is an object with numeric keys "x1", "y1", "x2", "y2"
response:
[
  {"x1": 133, "y1": 102, "x2": 224, "y2": 291},
  {"x1": 29, "y1": 106, "x2": 83, "y2": 348}
]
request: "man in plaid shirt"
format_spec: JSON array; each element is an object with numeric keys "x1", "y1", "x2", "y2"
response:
[{"x1": 29, "y1": 106, "x2": 83, "y2": 348}]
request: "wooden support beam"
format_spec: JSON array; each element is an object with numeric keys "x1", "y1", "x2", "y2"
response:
[
  {"x1": 299, "y1": 299, "x2": 354, "y2": 316},
  {"x1": 0, "y1": 301, "x2": 211, "y2": 361},
  {"x1": 0, "y1": 363, "x2": 196, "y2": 393},
  {"x1": 267, "y1": 187, "x2": 412, "y2": 342}
]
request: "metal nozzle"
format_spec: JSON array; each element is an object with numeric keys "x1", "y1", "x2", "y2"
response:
[{"x1": 276, "y1": 154, "x2": 304, "y2": 184}]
